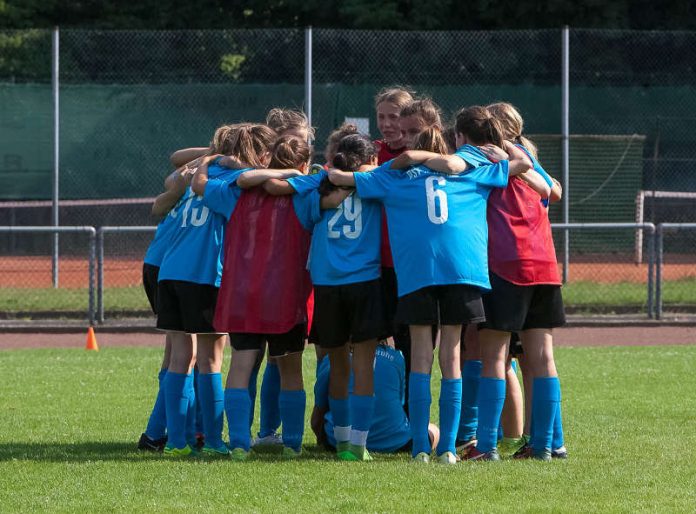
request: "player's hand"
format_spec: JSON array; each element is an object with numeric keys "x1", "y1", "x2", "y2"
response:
[
  {"x1": 327, "y1": 167, "x2": 344, "y2": 185},
  {"x1": 479, "y1": 144, "x2": 508, "y2": 163},
  {"x1": 503, "y1": 141, "x2": 533, "y2": 167}
]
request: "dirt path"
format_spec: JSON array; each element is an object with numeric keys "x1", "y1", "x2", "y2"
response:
[{"x1": 1, "y1": 326, "x2": 694, "y2": 350}]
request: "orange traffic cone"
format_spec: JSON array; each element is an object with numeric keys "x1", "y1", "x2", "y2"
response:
[{"x1": 85, "y1": 326, "x2": 99, "y2": 351}]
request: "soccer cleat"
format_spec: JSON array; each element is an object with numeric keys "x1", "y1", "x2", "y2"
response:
[
  {"x1": 513, "y1": 443, "x2": 552, "y2": 462},
  {"x1": 436, "y1": 451, "x2": 458, "y2": 465},
  {"x1": 251, "y1": 432, "x2": 284, "y2": 447},
  {"x1": 201, "y1": 444, "x2": 230, "y2": 457},
  {"x1": 281, "y1": 446, "x2": 302, "y2": 460},
  {"x1": 455, "y1": 438, "x2": 477, "y2": 459},
  {"x1": 552, "y1": 446, "x2": 568, "y2": 459},
  {"x1": 412, "y1": 452, "x2": 431, "y2": 463},
  {"x1": 138, "y1": 433, "x2": 167, "y2": 452},
  {"x1": 349, "y1": 444, "x2": 373, "y2": 462},
  {"x1": 463, "y1": 447, "x2": 501, "y2": 461},
  {"x1": 229, "y1": 447, "x2": 249, "y2": 462},
  {"x1": 498, "y1": 436, "x2": 527, "y2": 457},
  {"x1": 163, "y1": 444, "x2": 197, "y2": 458}
]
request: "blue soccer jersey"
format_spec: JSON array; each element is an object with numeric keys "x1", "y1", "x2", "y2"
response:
[
  {"x1": 354, "y1": 159, "x2": 509, "y2": 296},
  {"x1": 316, "y1": 345, "x2": 411, "y2": 453},
  {"x1": 288, "y1": 171, "x2": 382, "y2": 286},
  {"x1": 157, "y1": 164, "x2": 245, "y2": 287},
  {"x1": 144, "y1": 201, "x2": 182, "y2": 267}
]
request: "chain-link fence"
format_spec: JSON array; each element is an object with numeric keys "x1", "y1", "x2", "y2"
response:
[{"x1": 1, "y1": 28, "x2": 695, "y2": 320}]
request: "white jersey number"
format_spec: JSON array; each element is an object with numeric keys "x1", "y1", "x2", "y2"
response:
[
  {"x1": 180, "y1": 190, "x2": 210, "y2": 228},
  {"x1": 328, "y1": 196, "x2": 363, "y2": 239},
  {"x1": 425, "y1": 176, "x2": 448, "y2": 224}
]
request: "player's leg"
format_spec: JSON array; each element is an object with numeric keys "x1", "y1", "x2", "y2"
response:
[
  {"x1": 348, "y1": 337, "x2": 378, "y2": 460},
  {"x1": 327, "y1": 344, "x2": 351, "y2": 456},
  {"x1": 140, "y1": 333, "x2": 171, "y2": 451},
  {"x1": 257, "y1": 353, "x2": 281, "y2": 442},
  {"x1": 436, "y1": 324, "x2": 463, "y2": 463},
  {"x1": 196, "y1": 333, "x2": 228, "y2": 456},
  {"x1": 457, "y1": 324, "x2": 481, "y2": 452},
  {"x1": 272, "y1": 325, "x2": 307, "y2": 459},
  {"x1": 409, "y1": 324, "x2": 435, "y2": 461},
  {"x1": 224, "y1": 342, "x2": 261, "y2": 460},
  {"x1": 499, "y1": 353, "x2": 525, "y2": 456},
  {"x1": 162, "y1": 331, "x2": 197, "y2": 455}
]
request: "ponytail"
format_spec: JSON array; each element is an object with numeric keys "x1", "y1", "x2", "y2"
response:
[
  {"x1": 455, "y1": 106, "x2": 505, "y2": 147},
  {"x1": 269, "y1": 135, "x2": 311, "y2": 169},
  {"x1": 413, "y1": 127, "x2": 449, "y2": 154},
  {"x1": 332, "y1": 134, "x2": 377, "y2": 171}
]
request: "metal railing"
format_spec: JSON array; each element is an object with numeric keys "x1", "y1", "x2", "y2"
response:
[
  {"x1": 655, "y1": 223, "x2": 696, "y2": 319},
  {"x1": 96, "y1": 226, "x2": 156, "y2": 323},
  {"x1": 0, "y1": 226, "x2": 97, "y2": 324}
]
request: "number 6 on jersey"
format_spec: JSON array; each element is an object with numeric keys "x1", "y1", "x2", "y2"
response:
[{"x1": 425, "y1": 176, "x2": 448, "y2": 224}]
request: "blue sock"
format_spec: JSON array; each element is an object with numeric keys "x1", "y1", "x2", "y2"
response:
[
  {"x1": 328, "y1": 396, "x2": 351, "y2": 444},
  {"x1": 225, "y1": 388, "x2": 251, "y2": 451},
  {"x1": 193, "y1": 368, "x2": 203, "y2": 435},
  {"x1": 476, "y1": 377, "x2": 506, "y2": 453},
  {"x1": 259, "y1": 363, "x2": 281, "y2": 437},
  {"x1": 145, "y1": 368, "x2": 167, "y2": 440},
  {"x1": 437, "y1": 378, "x2": 462, "y2": 456},
  {"x1": 185, "y1": 373, "x2": 197, "y2": 447},
  {"x1": 458, "y1": 360, "x2": 481, "y2": 443},
  {"x1": 531, "y1": 377, "x2": 561, "y2": 452},
  {"x1": 553, "y1": 402, "x2": 565, "y2": 450},
  {"x1": 279, "y1": 389, "x2": 306, "y2": 452},
  {"x1": 408, "y1": 372, "x2": 432, "y2": 457},
  {"x1": 248, "y1": 363, "x2": 260, "y2": 430},
  {"x1": 349, "y1": 394, "x2": 375, "y2": 448},
  {"x1": 198, "y1": 373, "x2": 224, "y2": 448},
  {"x1": 163, "y1": 372, "x2": 192, "y2": 449}
]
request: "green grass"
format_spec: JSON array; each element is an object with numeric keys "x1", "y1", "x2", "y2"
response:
[
  {"x1": 4, "y1": 279, "x2": 696, "y2": 316},
  {"x1": 1, "y1": 345, "x2": 695, "y2": 512}
]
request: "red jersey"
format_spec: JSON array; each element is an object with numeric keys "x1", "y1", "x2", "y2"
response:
[
  {"x1": 487, "y1": 176, "x2": 561, "y2": 286},
  {"x1": 213, "y1": 188, "x2": 313, "y2": 333},
  {"x1": 375, "y1": 140, "x2": 406, "y2": 268}
]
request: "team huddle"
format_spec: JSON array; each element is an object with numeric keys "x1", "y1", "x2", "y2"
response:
[{"x1": 137, "y1": 86, "x2": 567, "y2": 464}]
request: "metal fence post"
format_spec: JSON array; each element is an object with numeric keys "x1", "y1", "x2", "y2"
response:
[
  {"x1": 561, "y1": 26, "x2": 570, "y2": 283},
  {"x1": 304, "y1": 26, "x2": 313, "y2": 131},
  {"x1": 646, "y1": 225, "x2": 655, "y2": 319},
  {"x1": 656, "y1": 224, "x2": 664, "y2": 320},
  {"x1": 97, "y1": 228, "x2": 105, "y2": 323},
  {"x1": 88, "y1": 227, "x2": 96, "y2": 326},
  {"x1": 52, "y1": 26, "x2": 60, "y2": 288}
]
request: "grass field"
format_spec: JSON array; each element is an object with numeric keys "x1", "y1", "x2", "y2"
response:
[
  {"x1": 3, "y1": 278, "x2": 696, "y2": 315},
  {"x1": 1, "y1": 345, "x2": 695, "y2": 512}
]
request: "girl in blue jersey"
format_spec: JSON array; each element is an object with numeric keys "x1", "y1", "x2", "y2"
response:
[
  {"x1": 327, "y1": 115, "x2": 534, "y2": 464},
  {"x1": 157, "y1": 123, "x2": 276, "y2": 457},
  {"x1": 278, "y1": 134, "x2": 388, "y2": 462}
]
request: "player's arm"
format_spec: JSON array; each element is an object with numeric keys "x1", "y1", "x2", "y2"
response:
[
  {"x1": 152, "y1": 169, "x2": 190, "y2": 217},
  {"x1": 500, "y1": 142, "x2": 551, "y2": 198},
  {"x1": 170, "y1": 147, "x2": 208, "y2": 168},
  {"x1": 190, "y1": 154, "x2": 222, "y2": 196},
  {"x1": 320, "y1": 188, "x2": 352, "y2": 209},
  {"x1": 549, "y1": 177, "x2": 562, "y2": 203},
  {"x1": 263, "y1": 178, "x2": 297, "y2": 196},
  {"x1": 327, "y1": 168, "x2": 356, "y2": 187},
  {"x1": 237, "y1": 169, "x2": 303, "y2": 189}
]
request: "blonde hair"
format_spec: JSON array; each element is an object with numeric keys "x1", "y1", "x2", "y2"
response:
[
  {"x1": 400, "y1": 97, "x2": 443, "y2": 131},
  {"x1": 374, "y1": 86, "x2": 415, "y2": 110},
  {"x1": 212, "y1": 123, "x2": 276, "y2": 167},
  {"x1": 269, "y1": 135, "x2": 311, "y2": 170},
  {"x1": 413, "y1": 127, "x2": 449, "y2": 154},
  {"x1": 487, "y1": 102, "x2": 538, "y2": 158},
  {"x1": 265, "y1": 108, "x2": 315, "y2": 139}
]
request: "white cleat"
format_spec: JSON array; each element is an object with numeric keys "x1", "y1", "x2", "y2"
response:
[
  {"x1": 412, "y1": 452, "x2": 431, "y2": 463},
  {"x1": 437, "y1": 451, "x2": 458, "y2": 465},
  {"x1": 251, "y1": 432, "x2": 283, "y2": 447}
]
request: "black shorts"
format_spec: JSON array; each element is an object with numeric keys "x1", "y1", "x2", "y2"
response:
[
  {"x1": 480, "y1": 273, "x2": 566, "y2": 332},
  {"x1": 156, "y1": 280, "x2": 220, "y2": 334},
  {"x1": 310, "y1": 279, "x2": 389, "y2": 348},
  {"x1": 229, "y1": 324, "x2": 306, "y2": 358},
  {"x1": 395, "y1": 284, "x2": 485, "y2": 326},
  {"x1": 142, "y1": 263, "x2": 160, "y2": 315},
  {"x1": 509, "y1": 332, "x2": 523, "y2": 356}
]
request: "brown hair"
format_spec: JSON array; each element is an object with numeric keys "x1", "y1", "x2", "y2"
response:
[
  {"x1": 325, "y1": 122, "x2": 360, "y2": 163},
  {"x1": 413, "y1": 127, "x2": 449, "y2": 154},
  {"x1": 213, "y1": 123, "x2": 276, "y2": 167},
  {"x1": 400, "y1": 97, "x2": 443, "y2": 131},
  {"x1": 443, "y1": 126, "x2": 457, "y2": 153},
  {"x1": 487, "y1": 102, "x2": 538, "y2": 158},
  {"x1": 265, "y1": 108, "x2": 315, "y2": 139},
  {"x1": 269, "y1": 135, "x2": 311, "y2": 170},
  {"x1": 454, "y1": 106, "x2": 505, "y2": 148},
  {"x1": 374, "y1": 86, "x2": 415, "y2": 110},
  {"x1": 333, "y1": 134, "x2": 377, "y2": 171}
]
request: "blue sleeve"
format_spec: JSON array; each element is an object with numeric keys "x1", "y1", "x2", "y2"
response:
[
  {"x1": 516, "y1": 145, "x2": 553, "y2": 206},
  {"x1": 454, "y1": 146, "x2": 491, "y2": 168},
  {"x1": 465, "y1": 161, "x2": 509, "y2": 189},
  {"x1": 354, "y1": 163, "x2": 394, "y2": 200},
  {"x1": 287, "y1": 171, "x2": 325, "y2": 195},
  {"x1": 314, "y1": 358, "x2": 330, "y2": 409},
  {"x1": 292, "y1": 190, "x2": 322, "y2": 231},
  {"x1": 201, "y1": 175, "x2": 242, "y2": 220}
]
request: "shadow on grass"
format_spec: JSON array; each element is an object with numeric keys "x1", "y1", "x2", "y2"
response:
[{"x1": 0, "y1": 442, "x2": 374, "y2": 463}]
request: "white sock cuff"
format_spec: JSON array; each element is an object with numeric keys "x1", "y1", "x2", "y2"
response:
[
  {"x1": 334, "y1": 426, "x2": 351, "y2": 443},
  {"x1": 349, "y1": 429, "x2": 369, "y2": 447}
]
